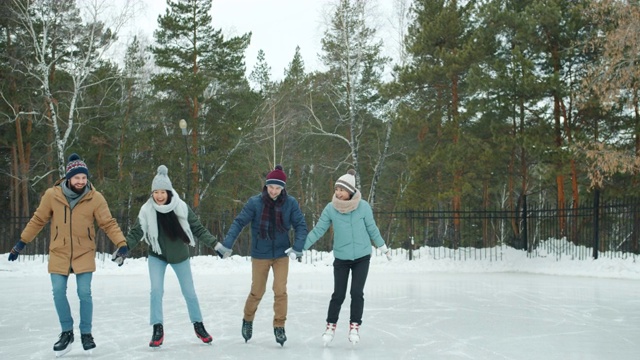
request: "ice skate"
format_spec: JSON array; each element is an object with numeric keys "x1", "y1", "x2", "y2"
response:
[
  {"x1": 53, "y1": 330, "x2": 74, "y2": 358},
  {"x1": 348, "y1": 322, "x2": 360, "y2": 345},
  {"x1": 149, "y1": 323, "x2": 164, "y2": 348},
  {"x1": 322, "y1": 323, "x2": 336, "y2": 346},
  {"x1": 81, "y1": 333, "x2": 96, "y2": 354},
  {"x1": 241, "y1": 319, "x2": 253, "y2": 343},
  {"x1": 274, "y1": 327, "x2": 287, "y2": 346},
  {"x1": 194, "y1": 321, "x2": 213, "y2": 344}
]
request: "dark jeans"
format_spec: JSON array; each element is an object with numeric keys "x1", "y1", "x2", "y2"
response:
[{"x1": 326, "y1": 255, "x2": 370, "y2": 325}]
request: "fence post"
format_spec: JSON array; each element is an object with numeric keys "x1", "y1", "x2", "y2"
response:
[
  {"x1": 593, "y1": 188, "x2": 600, "y2": 259},
  {"x1": 522, "y1": 194, "x2": 528, "y2": 252},
  {"x1": 409, "y1": 236, "x2": 414, "y2": 261}
]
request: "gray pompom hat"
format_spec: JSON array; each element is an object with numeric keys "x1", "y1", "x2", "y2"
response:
[{"x1": 151, "y1": 165, "x2": 173, "y2": 191}]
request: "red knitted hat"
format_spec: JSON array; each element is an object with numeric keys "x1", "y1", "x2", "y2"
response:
[{"x1": 266, "y1": 164, "x2": 287, "y2": 188}]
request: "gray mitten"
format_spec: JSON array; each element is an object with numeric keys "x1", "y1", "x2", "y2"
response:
[
  {"x1": 379, "y1": 244, "x2": 392, "y2": 261},
  {"x1": 285, "y1": 247, "x2": 302, "y2": 261},
  {"x1": 214, "y1": 242, "x2": 232, "y2": 259}
]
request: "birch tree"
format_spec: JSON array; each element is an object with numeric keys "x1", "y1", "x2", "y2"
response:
[
  {"x1": 308, "y1": 0, "x2": 389, "y2": 205},
  {"x1": 10, "y1": 0, "x2": 136, "y2": 176}
]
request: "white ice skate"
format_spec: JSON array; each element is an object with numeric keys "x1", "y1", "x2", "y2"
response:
[
  {"x1": 348, "y1": 322, "x2": 360, "y2": 345},
  {"x1": 322, "y1": 323, "x2": 336, "y2": 346}
]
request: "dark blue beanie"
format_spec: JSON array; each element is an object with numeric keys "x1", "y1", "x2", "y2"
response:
[{"x1": 65, "y1": 153, "x2": 89, "y2": 180}]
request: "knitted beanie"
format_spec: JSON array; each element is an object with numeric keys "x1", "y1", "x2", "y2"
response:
[
  {"x1": 65, "y1": 153, "x2": 90, "y2": 180},
  {"x1": 266, "y1": 164, "x2": 287, "y2": 188},
  {"x1": 151, "y1": 165, "x2": 173, "y2": 191},
  {"x1": 335, "y1": 169, "x2": 357, "y2": 194}
]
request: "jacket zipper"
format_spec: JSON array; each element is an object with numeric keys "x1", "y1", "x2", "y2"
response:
[{"x1": 68, "y1": 205, "x2": 73, "y2": 274}]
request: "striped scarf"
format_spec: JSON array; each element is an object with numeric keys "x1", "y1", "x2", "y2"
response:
[{"x1": 259, "y1": 187, "x2": 287, "y2": 239}]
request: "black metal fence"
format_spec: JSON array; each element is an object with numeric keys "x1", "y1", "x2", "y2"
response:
[
  {"x1": 374, "y1": 195, "x2": 639, "y2": 261},
  {"x1": 2, "y1": 194, "x2": 638, "y2": 261}
]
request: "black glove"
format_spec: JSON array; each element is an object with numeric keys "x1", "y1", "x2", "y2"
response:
[
  {"x1": 8, "y1": 241, "x2": 26, "y2": 261},
  {"x1": 111, "y1": 246, "x2": 129, "y2": 266}
]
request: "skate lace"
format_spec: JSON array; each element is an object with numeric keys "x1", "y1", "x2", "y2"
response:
[
  {"x1": 242, "y1": 321, "x2": 253, "y2": 337},
  {"x1": 152, "y1": 324, "x2": 164, "y2": 340},
  {"x1": 325, "y1": 323, "x2": 337, "y2": 333},
  {"x1": 194, "y1": 322, "x2": 210, "y2": 338},
  {"x1": 349, "y1": 323, "x2": 359, "y2": 333}
]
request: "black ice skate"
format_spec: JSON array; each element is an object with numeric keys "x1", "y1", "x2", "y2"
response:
[
  {"x1": 149, "y1": 323, "x2": 164, "y2": 348},
  {"x1": 274, "y1": 327, "x2": 287, "y2": 346},
  {"x1": 53, "y1": 330, "x2": 74, "y2": 358},
  {"x1": 241, "y1": 319, "x2": 253, "y2": 343},
  {"x1": 81, "y1": 333, "x2": 96, "y2": 351},
  {"x1": 194, "y1": 321, "x2": 213, "y2": 344}
]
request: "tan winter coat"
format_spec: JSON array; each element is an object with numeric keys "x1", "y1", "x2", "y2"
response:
[{"x1": 20, "y1": 178, "x2": 126, "y2": 275}]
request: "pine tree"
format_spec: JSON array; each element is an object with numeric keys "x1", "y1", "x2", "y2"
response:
[
  {"x1": 150, "y1": 0, "x2": 251, "y2": 209},
  {"x1": 398, "y1": 0, "x2": 479, "y2": 247}
]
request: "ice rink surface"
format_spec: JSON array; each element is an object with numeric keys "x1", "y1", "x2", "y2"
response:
[{"x1": 2, "y1": 250, "x2": 640, "y2": 359}]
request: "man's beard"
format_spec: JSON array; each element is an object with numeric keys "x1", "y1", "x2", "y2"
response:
[{"x1": 70, "y1": 184, "x2": 86, "y2": 194}]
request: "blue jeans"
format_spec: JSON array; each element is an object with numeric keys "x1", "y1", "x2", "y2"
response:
[
  {"x1": 51, "y1": 272, "x2": 93, "y2": 334},
  {"x1": 148, "y1": 255, "x2": 203, "y2": 325}
]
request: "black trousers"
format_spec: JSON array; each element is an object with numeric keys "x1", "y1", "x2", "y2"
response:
[{"x1": 326, "y1": 254, "x2": 371, "y2": 325}]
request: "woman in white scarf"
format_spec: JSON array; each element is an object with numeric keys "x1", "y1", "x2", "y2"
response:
[{"x1": 124, "y1": 165, "x2": 221, "y2": 348}]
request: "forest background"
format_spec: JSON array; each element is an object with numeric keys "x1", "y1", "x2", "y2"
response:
[{"x1": 1, "y1": 0, "x2": 640, "y2": 256}]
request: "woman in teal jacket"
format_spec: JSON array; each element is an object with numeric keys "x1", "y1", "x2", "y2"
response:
[
  {"x1": 123, "y1": 165, "x2": 217, "y2": 348},
  {"x1": 303, "y1": 169, "x2": 392, "y2": 346}
]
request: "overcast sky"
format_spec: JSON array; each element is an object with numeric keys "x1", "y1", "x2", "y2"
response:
[{"x1": 121, "y1": 0, "x2": 400, "y2": 81}]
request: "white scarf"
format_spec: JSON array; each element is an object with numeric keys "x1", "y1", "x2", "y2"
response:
[
  {"x1": 332, "y1": 190, "x2": 361, "y2": 214},
  {"x1": 138, "y1": 192, "x2": 195, "y2": 254}
]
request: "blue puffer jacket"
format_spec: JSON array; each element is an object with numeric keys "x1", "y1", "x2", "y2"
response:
[
  {"x1": 304, "y1": 198, "x2": 385, "y2": 260},
  {"x1": 222, "y1": 193, "x2": 308, "y2": 259}
]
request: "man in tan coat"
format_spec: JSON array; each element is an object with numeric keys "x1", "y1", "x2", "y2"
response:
[{"x1": 7, "y1": 153, "x2": 128, "y2": 357}]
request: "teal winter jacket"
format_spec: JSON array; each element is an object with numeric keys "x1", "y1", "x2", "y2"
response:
[{"x1": 304, "y1": 198, "x2": 384, "y2": 260}]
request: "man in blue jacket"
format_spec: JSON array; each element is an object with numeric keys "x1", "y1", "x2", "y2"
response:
[{"x1": 215, "y1": 165, "x2": 307, "y2": 346}]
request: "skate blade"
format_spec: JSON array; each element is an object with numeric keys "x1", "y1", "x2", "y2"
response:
[{"x1": 54, "y1": 346, "x2": 72, "y2": 358}]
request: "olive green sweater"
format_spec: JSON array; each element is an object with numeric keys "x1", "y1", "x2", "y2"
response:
[{"x1": 126, "y1": 207, "x2": 216, "y2": 263}]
